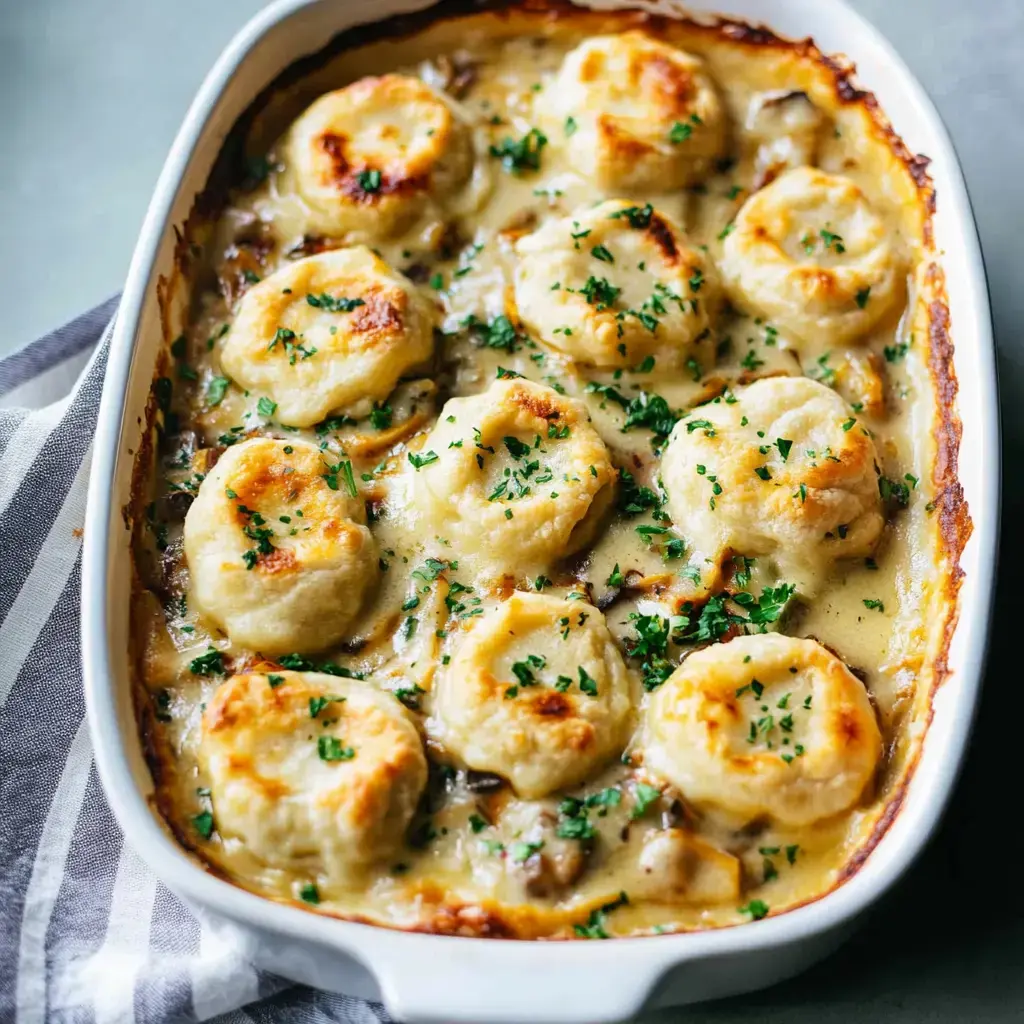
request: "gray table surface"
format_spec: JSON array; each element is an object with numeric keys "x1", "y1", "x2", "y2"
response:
[{"x1": 2, "y1": 1, "x2": 1020, "y2": 1020}]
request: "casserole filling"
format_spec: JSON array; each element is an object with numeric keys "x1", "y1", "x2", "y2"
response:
[{"x1": 131, "y1": 3, "x2": 963, "y2": 938}]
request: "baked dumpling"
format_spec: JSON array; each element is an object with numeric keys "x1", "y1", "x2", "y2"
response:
[
  {"x1": 404, "y1": 378, "x2": 615, "y2": 578},
  {"x1": 538, "y1": 32, "x2": 727, "y2": 192},
  {"x1": 220, "y1": 247, "x2": 435, "y2": 427},
  {"x1": 432, "y1": 593, "x2": 634, "y2": 798},
  {"x1": 277, "y1": 73, "x2": 476, "y2": 240},
  {"x1": 720, "y1": 167, "x2": 903, "y2": 345},
  {"x1": 200, "y1": 671, "x2": 427, "y2": 882},
  {"x1": 183, "y1": 438, "x2": 377, "y2": 654},
  {"x1": 514, "y1": 199, "x2": 720, "y2": 369},
  {"x1": 660, "y1": 375, "x2": 883, "y2": 585},
  {"x1": 641, "y1": 633, "x2": 881, "y2": 826}
]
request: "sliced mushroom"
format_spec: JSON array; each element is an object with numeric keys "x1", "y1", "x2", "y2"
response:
[
  {"x1": 834, "y1": 349, "x2": 886, "y2": 418},
  {"x1": 419, "y1": 54, "x2": 479, "y2": 99},
  {"x1": 218, "y1": 233, "x2": 275, "y2": 306},
  {"x1": 466, "y1": 770, "x2": 506, "y2": 793},
  {"x1": 507, "y1": 808, "x2": 590, "y2": 899},
  {"x1": 634, "y1": 828, "x2": 741, "y2": 904},
  {"x1": 746, "y1": 91, "x2": 826, "y2": 190}
]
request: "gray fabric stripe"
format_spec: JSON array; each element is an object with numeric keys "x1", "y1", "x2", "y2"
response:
[
  {"x1": 150, "y1": 886, "x2": 201, "y2": 960},
  {"x1": 0, "y1": 559, "x2": 86, "y2": 1013},
  {"x1": 50, "y1": 1007, "x2": 93, "y2": 1024},
  {"x1": 0, "y1": 339, "x2": 106, "y2": 628},
  {"x1": 133, "y1": 886, "x2": 202, "y2": 1023},
  {"x1": 0, "y1": 297, "x2": 118, "y2": 399},
  {"x1": 136, "y1": 967, "x2": 197, "y2": 1024},
  {"x1": 239, "y1": 991, "x2": 391, "y2": 1024},
  {"x1": 46, "y1": 772, "x2": 122, "y2": 1015}
]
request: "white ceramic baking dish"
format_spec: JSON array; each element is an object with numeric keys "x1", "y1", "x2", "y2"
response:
[{"x1": 81, "y1": 1, "x2": 998, "y2": 1020}]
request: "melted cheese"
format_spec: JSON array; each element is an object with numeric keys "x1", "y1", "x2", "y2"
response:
[{"x1": 134, "y1": 5, "x2": 950, "y2": 940}]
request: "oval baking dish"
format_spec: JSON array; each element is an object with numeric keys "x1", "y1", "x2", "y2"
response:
[{"x1": 82, "y1": 1, "x2": 998, "y2": 1021}]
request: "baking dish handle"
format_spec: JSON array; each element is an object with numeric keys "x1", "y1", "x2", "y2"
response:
[{"x1": 362, "y1": 936, "x2": 669, "y2": 1024}]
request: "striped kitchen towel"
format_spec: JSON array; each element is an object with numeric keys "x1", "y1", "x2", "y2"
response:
[{"x1": 0, "y1": 302, "x2": 390, "y2": 1024}]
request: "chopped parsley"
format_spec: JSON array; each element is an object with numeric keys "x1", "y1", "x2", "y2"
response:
[
  {"x1": 617, "y1": 468, "x2": 661, "y2": 517},
  {"x1": 309, "y1": 695, "x2": 344, "y2": 718},
  {"x1": 630, "y1": 782, "x2": 662, "y2": 820},
  {"x1": 369, "y1": 402, "x2": 392, "y2": 430},
  {"x1": 732, "y1": 583, "x2": 796, "y2": 626},
  {"x1": 819, "y1": 229, "x2": 846, "y2": 254},
  {"x1": 408, "y1": 450, "x2": 440, "y2": 470},
  {"x1": 511, "y1": 653, "x2": 546, "y2": 688},
  {"x1": 268, "y1": 327, "x2": 317, "y2": 365},
  {"x1": 306, "y1": 293, "x2": 365, "y2": 313},
  {"x1": 510, "y1": 840, "x2": 544, "y2": 863},
  {"x1": 574, "y1": 891, "x2": 629, "y2": 939},
  {"x1": 489, "y1": 128, "x2": 547, "y2": 173},
  {"x1": 356, "y1": 168, "x2": 382, "y2": 192},
  {"x1": 739, "y1": 899, "x2": 770, "y2": 921},
  {"x1": 579, "y1": 275, "x2": 621, "y2": 308},
  {"x1": 321, "y1": 459, "x2": 357, "y2": 497},
  {"x1": 395, "y1": 685, "x2": 426, "y2": 711},
  {"x1": 412, "y1": 557, "x2": 451, "y2": 582},
  {"x1": 189, "y1": 647, "x2": 224, "y2": 676},
  {"x1": 191, "y1": 811, "x2": 214, "y2": 839},
  {"x1": 206, "y1": 376, "x2": 230, "y2": 407},
  {"x1": 278, "y1": 654, "x2": 363, "y2": 679},
  {"x1": 668, "y1": 113, "x2": 702, "y2": 143},
  {"x1": 462, "y1": 312, "x2": 520, "y2": 351},
  {"x1": 609, "y1": 203, "x2": 654, "y2": 229},
  {"x1": 884, "y1": 340, "x2": 910, "y2": 363},
  {"x1": 879, "y1": 475, "x2": 911, "y2": 508},
  {"x1": 577, "y1": 666, "x2": 599, "y2": 697},
  {"x1": 317, "y1": 736, "x2": 356, "y2": 762},
  {"x1": 627, "y1": 613, "x2": 678, "y2": 692},
  {"x1": 503, "y1": 435, "x2": 532, "y2": 459}
]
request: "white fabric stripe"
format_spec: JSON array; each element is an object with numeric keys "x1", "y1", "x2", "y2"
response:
[
  {"x1": 191, "y1": 920, "x2": 260, "y2": 1021},
  {"x1": 0, "y1": 349, "x2": 94, "y2": 412},
  {"x1": 89, "y1": 845, "x2": 159, "y2": 1024},
  {"x1": 0, "y1": 396, "x2": 71, "y2": 518},
  {"x1": 14, "y1": 721, "x2": 94, "y2": 1024},
  {"x1": 0, "y1": 446, "x2": 91, "y2": 709}
]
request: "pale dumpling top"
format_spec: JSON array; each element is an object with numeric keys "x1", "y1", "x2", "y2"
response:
[
  {"x1": 537, "y1": 32, "x2": 727, "y2": 192},
  {"x1": 660, "y1": 375, "x2": 884, "y2": 588},
  {"x1": 220, "y1": 247, "x2": 435, "y2": 428}
]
